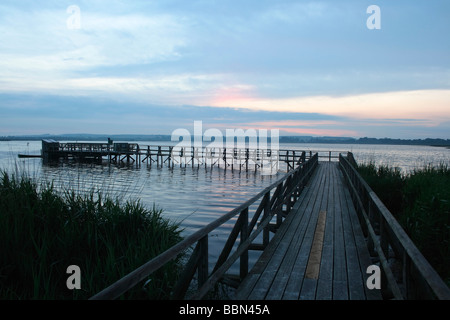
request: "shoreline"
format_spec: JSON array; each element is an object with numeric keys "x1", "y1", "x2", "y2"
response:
[{"x1": 1, "y1": 135, "x2": 450, "y2": 147}]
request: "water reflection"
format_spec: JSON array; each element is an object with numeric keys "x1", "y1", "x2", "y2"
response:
[{"x1": 35, "y1": 156, "x2": 282, "y2": 272}]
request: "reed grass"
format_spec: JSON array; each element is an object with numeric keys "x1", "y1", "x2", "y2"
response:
[
  {"x1": 0, "y1": 170, "x2": 184, "y2": 299},
  {"x1": 356, "y1": 162, "x2": 450, "y2": 285}
]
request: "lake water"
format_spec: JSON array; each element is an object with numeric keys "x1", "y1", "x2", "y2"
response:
[{"x1": 1, "y1": 140, "x2": 449, "y2": 276}]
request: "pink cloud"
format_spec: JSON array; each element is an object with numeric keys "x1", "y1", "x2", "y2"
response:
[{"x1": 209, "y1": 120, "x2": 358, "y2": 137}]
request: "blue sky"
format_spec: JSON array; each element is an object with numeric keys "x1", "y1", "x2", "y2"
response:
[{"x1": 0, "y1": 0, "x2": 449, "y2": 138}]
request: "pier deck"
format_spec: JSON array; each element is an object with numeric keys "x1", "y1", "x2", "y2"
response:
[{"x1": 235, "y1": 162, "x2": 382, "y2": 300}]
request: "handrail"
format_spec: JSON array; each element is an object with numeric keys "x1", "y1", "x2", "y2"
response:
[
  {"x1": 90, "y1": 153, "x2": 319, "y2": 300},
  {"x1": 45, "y1": 142, "x2": 307, "y2": 170},
  {"x1": 304, "y1": 150, "x2": 348, "y2": 162},
  {"x1": 339, "y1": 152, "x2": 450, "y2": 300}
]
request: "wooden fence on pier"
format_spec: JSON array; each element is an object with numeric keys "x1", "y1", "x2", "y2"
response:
[
  {"x1": 40, "y1": 140, "x2": 311, "y2": 173},
  {"x1": 339, "y1": 153, "x2": 450, "y2": 300},
  {"x1": 39, "y1": 140, "x2": 352, "y2": 173}
]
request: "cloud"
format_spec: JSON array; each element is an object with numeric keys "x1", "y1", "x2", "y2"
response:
[
  {"x1": 0, "y1": 91, "x2": 448, "y2": 138},
  {"x1": 207, "y1": 89, "x2": 450, "y2": 122},
  {"x1": 210, "y1": 119, "x2": 359, "y2": 137},
  {"x1": 0, "y1": 1, "x2": 449, "y2": 139},
  {"x1": 0, "y1": 5, "x2": 188, "y2": 81}
]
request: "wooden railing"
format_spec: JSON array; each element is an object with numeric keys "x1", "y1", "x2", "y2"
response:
[
  {"x1": 59, "y1": 142, "x2": 139, "y2": 153},
  {"x1": 44, "y1": 141, "x2": 343, "y2": 166},
  {"x1": 304, "y1": 150, "x2": 348, "y2": 162},
  {"x1": 140, "y1": 146, "x2": 305, "y2": 167},
  {"x1": 45, "y1": 142, "x2": 307, "y2": 171},
  {"x1": 339, "y1": 152, "x2": 450, "y2": 300},
  {"x1": 90, "y1": 153, "x2": 319, "y2": 300}
]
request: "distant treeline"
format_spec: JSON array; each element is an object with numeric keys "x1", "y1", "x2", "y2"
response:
[
  {"x1": 1, "y1": 134, "x2": 449, "y2": 146},
  {"x1": 281, "y1": 136, "x2": 450, "y2": 146},
  {"x1": 0, "y1": 134, "x2": 173, "y2": 142}
]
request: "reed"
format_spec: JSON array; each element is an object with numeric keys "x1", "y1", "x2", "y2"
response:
[
  {"x1": 355, "y1": 162, "x2": 406, "y2": 218},
  {"x1": 401, "y1": 164, "x2": 450, "y2": 285},
  {"x1": 356, "y1": 162, "x2": 450, "y2": 285},
  {"x1": 0, "y1": 170, "x2": 184, "y2": 299}
]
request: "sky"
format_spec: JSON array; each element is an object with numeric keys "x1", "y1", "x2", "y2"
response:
[{"x1": 0, "y1": 0, "x2": 449, "y2": 139}]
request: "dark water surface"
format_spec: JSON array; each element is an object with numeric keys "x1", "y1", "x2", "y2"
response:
[{"x1": 1, "y1": 140, "x2": 449, "y2": 274}]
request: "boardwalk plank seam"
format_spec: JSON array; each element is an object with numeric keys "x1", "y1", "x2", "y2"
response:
[
  {"x1": 316, "y1": 163, "x2": 335, "y2": 300},
  {"x1": 282, "y1": 164, "x2": 328, "y2": 299},
  {"x1": 298, "y1": 163, "x2": 330, "y2": 300},
  {"x1": 342, "y1": 179, "x2": 383, "y2": 300}
]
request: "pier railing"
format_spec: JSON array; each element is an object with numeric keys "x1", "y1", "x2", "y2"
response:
[
  {"x1": 339, "y1": 152, "x2": 450, "y2": 300},
  {"x1": 304, "y1": 150, "x2": 347, "y2": 162},
  {"x1": 42, "y1": 140, "x2": 347, "y2": 172},
  {"x1": 90, "y1": 153, "x2": 319, "y2": 300},
  {"x1": 140, "y1": 145, "x2": 308, "y2": 173},
  {"x1": 41, "y1": 141, "x2": 308, "y2": 172}
]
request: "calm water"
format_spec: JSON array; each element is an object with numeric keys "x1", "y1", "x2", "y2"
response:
[{"x1": 1, "y1": 140, "x2": 449, "y2": 274}]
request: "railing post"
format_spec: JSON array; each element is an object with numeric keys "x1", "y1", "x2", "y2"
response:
[
  {"x1": 277, "y1": 177, "x2": 289, "y2": 225},
  {"x1": 240, "y1": 208, "x2": 249, "y2": 280},
  {"x1": 263, "y1": 192, "x2": 270, "y2": 248},
  {"x1": 367, "y1": 199, "x2": 377, "y2": 256},
  {"x1": 403, "y1": 253, "x2": 412, "y2": 299},
  {"x1": 172, "y1": 239, "x2": 203, "y2": 299},
  {"x1": 198, "y1": 236, "x2": 209, "y2": 289},
  {"x1": 379, "y1": 218, "x2": 392, "y2": 298},
  {"x1": 380, "y1": 218, "x2": 389, "y2": 258}
]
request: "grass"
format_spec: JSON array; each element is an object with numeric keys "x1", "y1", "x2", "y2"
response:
[
  {"x1": 356, "y1": 162, "x2": 450, "y2": 286},
  {"x1": 0, "y1": 170, "x2": 184, "y2": 299}
]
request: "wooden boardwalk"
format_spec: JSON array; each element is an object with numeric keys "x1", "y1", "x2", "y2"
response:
[
  {"x1": 91, "y1": 153, "x2": 450, "y2": 300},
  {"x1": 235, "y1": 162, "x2": 382, "y2": 300}
]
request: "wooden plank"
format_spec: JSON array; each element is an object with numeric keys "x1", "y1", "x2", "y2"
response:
[
  {"x1": 332, "y1": 163, "x2": 349, "y2": 300},
  {"x1": 239, "y1": 202, "x2": 298, "y2": 298},
  {"x1": 298, "y1": 163, "x2": 330, "y2": 300},
  {"x1": 245, "y1": 164, "x2": 325, "y2": 299},
  {"x1": 264, "y1": 165, "x2": 326, "y2": 299},
  {"x1": 262, "y1": 209, "x2": 312, "y2": 299},
  {"x1": 299, "y1": 278, "x2": 317, "y2": 300},
  {"x1": 336, "y1": 166, "x2": 366, "y2": 300},
  {"x1": 282, "y1": 164, "x2": 329, "y2": 299},
  {"x1": 235, "y1": 173, "x2": 315, "y2": 298},
  {"x1": 316, "y1": 163, "x2": 335, "y2": 300},
  {"x1": 342, "y1": 182, "x2": 383, "y2": 300},
  {"x1": 333, "y1": 280, "x2": 348, "y2": 300},
  {"x1": 304, "y1": 210, "x2": 327, "y2": 279},
  {"x1": 236, "y1": 163, "x2": 322, "y2": 299},
  {"x1": 235, "y1": 273, "x2": 259, "y2": 300},
  {"x1": 339, "y1": 158, "x2": 405, "y2": 300}
]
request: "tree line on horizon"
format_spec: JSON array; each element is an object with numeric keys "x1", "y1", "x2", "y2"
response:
[{"x1": 1, "y1": 134, "x2": 449, "y2": 146}]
